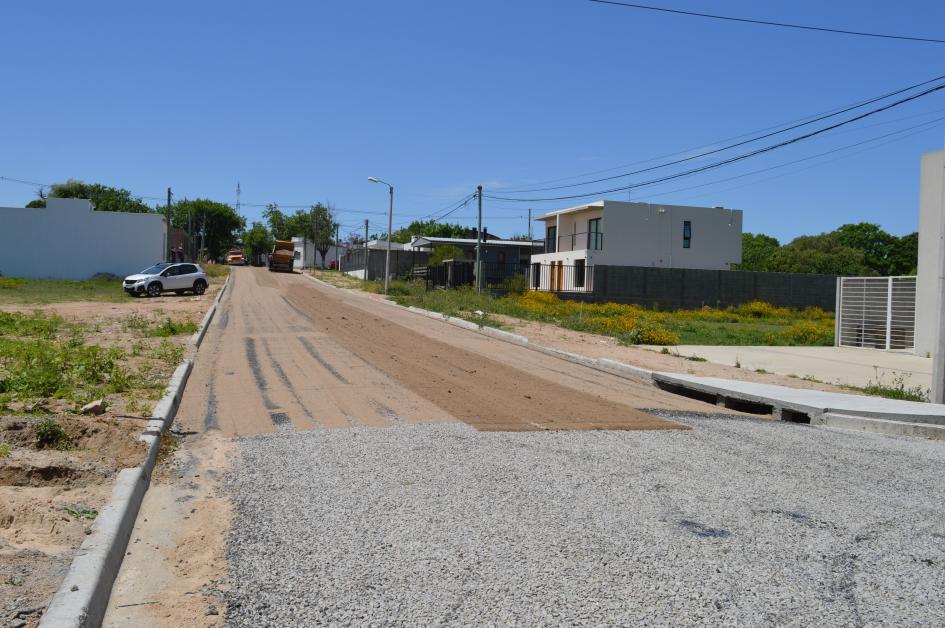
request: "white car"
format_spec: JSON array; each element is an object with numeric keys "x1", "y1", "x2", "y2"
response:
[{"x1": 123, "y1": 262, "x2": 209, "y2": 297}]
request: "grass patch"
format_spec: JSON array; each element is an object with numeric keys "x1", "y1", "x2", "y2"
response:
[
  {"x1": 0, "y1": 443, "x2": 11, "y2": 458},
  {"x1": 0, "y1": 277, "x2": 127, "y2": 304},
  {"x1": 851, "y1": 373, "x2": 929, "y2": 402},
  {"x1": 146, "y1": 318, "x2": 199, "y2": 337},
  {"x1": 202, "y1": 264, "x2": 230, "y2": 279},
  {"x1": 151, "y1": 340, "x2": 185, "y2": 365}
]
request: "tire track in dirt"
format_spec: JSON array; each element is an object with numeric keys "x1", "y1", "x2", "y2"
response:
[{"x1": 284, "y1": 283, "x2": 688, "y2": 432}]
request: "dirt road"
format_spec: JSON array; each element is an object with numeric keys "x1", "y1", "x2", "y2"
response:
[{"x1": 173, "y1": 267, "x2": 712, "y2": 435}]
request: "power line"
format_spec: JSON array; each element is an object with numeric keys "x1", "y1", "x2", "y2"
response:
[
  {"x1": 588, "y1": 0, "x2": 945, "y2": 44},
  {"x1": 493, "y1": 72, "x2": 945, "y2": 194},
  {"x1": 632, "y1": 115, "x2": 945, "y2": 201},
  {"x1": 485, "y1": 80, "x2": 945, "y2": 203}
]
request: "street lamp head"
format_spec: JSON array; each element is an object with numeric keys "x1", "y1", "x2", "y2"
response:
[{"x1": 367, "y1": 177, "x2": 380, "y2": 183}]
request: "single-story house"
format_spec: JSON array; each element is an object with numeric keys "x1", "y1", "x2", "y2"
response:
[
  {"x1": 0, "y1": 198, "x2": 166, "y2": 280},
  {"x1": 409, "y1": 235, "x2": 543, "y2": 266},
  {"x1": 290, "y1": 237, "x2": 347, "y2": 268}
]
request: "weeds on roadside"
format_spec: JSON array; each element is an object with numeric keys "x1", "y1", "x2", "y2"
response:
[
  {"x1": 147, "y1": 318, "x2": 199, "y2": 337},
  {"x1": 857, "y1": 372, "x2": 929, "y2": 402},
  {"x1": 35, "y1": 418, "x2": 70, "y2": 450},
  {"x1": 63, "y1": 504, "x2": 98, "y2": 520},
  {"x1": 150, "y1": 340, "x2": 185, "y2": 365},
  {"x1": 0, "y1": 443, "x2": 11, "y2": 458}
]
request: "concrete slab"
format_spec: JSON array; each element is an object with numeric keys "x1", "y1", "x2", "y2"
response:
[
  {"x1": 662, "y1": 345, "x2": 931, "y2": 391},
  {"x1": 652, "y1": 372, "x2": 945, "y2": 425}
]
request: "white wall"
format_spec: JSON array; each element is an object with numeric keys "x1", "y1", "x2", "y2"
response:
[
  {"x1": 0, "y1": 198, "x2": 166, "y2": 280},
  {"x1": 914, "y1": 150, "x2": 945, "y2": 356},
  {"x1": 290, "y1": 237, "x2": 347, "y2": 267},
  {"x1": 532, "y1": 201, "x2": 742, "y2": 270}
]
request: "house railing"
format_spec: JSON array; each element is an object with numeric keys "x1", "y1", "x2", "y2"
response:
[
  {"x1": 556, "y1": 231, "x2": 603, "y2": 252},
  {"x1": 424, "y1": 260, "x2": 529, "y2": 291},
  {"x1": 529, "y1": 262, "x2": 594, "y2": 293}
]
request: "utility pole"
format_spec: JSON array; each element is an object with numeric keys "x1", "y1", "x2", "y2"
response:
[
  {"x1": 166, "y1": 187, "x2": 173, "y2": 261},
  {"x1": 200, "y1": 215, "x2": 206, "y2": 262},
  {"x1": 335, "y1": 223, "x2": 340, "y2": 272},
  {"x1": 385, "y1": 185, "x2": 393, "y2": 294},
  {"x1": 364, "y1": 219, "x2": 370, "y2": 280},
  {"x1": 236, "y1": 182, "x2": 241, "y2": 219},
  {"x1": 475, "y1": 185, "x2": 483, "y2": 293},
  {"x1": 528, "y1": 208, "x2": 532, "y2": 241},
  {"x1": 188, "y1": 206, "x2": 193, "y2": 261}
]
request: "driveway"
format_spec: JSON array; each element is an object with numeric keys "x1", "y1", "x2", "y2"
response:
[{"x1": 105, "y1": 268, "x2": 945, "y2": 626}]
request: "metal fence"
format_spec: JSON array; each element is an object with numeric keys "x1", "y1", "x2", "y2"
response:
[
  {"x1": 836, "y1": 276, "x2": 916, "y2": 351},
  {"x1": 425, "y1": 260, "x2": 529, "y2": 291},
  {"x1": 530, "y1": 262, "x2": 594, "y2": 293}
]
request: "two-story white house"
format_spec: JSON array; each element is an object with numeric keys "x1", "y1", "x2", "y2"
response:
[{"x1": 531, "y1": 200, "x2": 743, "y2": 291}]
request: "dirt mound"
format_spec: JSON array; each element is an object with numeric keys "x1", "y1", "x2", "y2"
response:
[{"x1": 0, "y1": 416, "x2": 146, "y2": 472}]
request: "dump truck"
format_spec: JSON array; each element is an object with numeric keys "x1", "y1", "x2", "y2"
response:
[{"x1": 268, "y1": 240, "x2": 295, "y2": 272}]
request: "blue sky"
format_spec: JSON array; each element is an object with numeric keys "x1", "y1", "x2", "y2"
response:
[{"x1": 1, "y1": 0, "x2": 943, "y2": 243}]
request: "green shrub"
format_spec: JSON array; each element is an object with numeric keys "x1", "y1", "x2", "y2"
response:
[{"x1": 35, "y1": 418, "x2": 70, "y2": 450}]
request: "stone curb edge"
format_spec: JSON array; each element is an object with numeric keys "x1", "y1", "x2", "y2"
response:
[
  {"x1": 40, "y1": 272, "x2": 226, "y2": 626},
  {"x1": 190, "y1": 271, "x2": 231, "y2": 348}
]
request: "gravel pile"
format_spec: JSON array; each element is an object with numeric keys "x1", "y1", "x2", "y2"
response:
[{"x1": 224, "y1": 413, "x2": 945, "y2": 625}]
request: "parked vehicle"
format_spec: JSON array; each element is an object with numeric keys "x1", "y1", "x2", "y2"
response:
[
  {"x1": 268, "y1": 240, "x2": 295, "y2": 272},
  {"x1": 123, "y1": 262, "x2": 209, "y2": 297},
  {"x1": 226, "y1": 249, "x2": 247, "y2": 265}
]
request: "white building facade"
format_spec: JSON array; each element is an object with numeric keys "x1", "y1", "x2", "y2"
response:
[
  {"x1": 290, "y1": 237, "x2": 347, "y2": 268},
  {"x1": 533, "y1": 200, "x2": 742, "y2": 265},
  {"x1": 0, "y1": 198, "x2": 166, "y2": 280}
]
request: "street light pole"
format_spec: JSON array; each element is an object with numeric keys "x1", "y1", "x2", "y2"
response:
[
  {"x1": 368, "y1": 177, "x2": 395, "y2": 295},
  {"x1": 475, "y1": 185, "x2": 483, "y2": 293}
]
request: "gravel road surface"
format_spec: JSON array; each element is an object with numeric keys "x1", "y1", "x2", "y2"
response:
[{"x1": 225, "y1": 414, "x2": 945, "y2": 626}]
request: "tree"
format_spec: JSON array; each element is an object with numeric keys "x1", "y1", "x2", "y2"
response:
[
  {"x1": 171, "y1": 199, "x2": 245, "y2": 261},
  {"x1": 770, "y1": 233, "x2": 871, "y2": 276},
  {"x1": 833, "y1": 222, "x2": 898, "y2": 275},
  {"x1": 733, "y1": 233, "x2": 780, "y2": 271},
  {"x1": 389, "y1": 219, "x2": 467, "y2": 244},
  {"x1": 242, "y1": 222, "x2": 274, "y2": 265},
  {"x1": 28, "y1": 179, "x2": 153, "y2": 213},
  {"x1": 263, "y1": 204, "x2": 293, "y2": 240},
  {"x1": 887, "y1": 232, "x2": 918, "y2": 275},
  {"x1": 428, "y1": 244, "x2": 463, "y2": 267}
]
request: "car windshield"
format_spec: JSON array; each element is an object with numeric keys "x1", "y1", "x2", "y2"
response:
[{"x1": 138, "y1": 264, "x2": 170, "y2": 275}]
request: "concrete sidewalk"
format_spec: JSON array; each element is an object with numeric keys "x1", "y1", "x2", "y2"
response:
[{"x1": 663, "y1": 345, "x2": 931, "y2": 391}]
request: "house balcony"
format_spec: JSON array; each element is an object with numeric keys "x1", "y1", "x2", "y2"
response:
[{"x1": 545, "y1": 231, "x2": 603, "y2": 254}]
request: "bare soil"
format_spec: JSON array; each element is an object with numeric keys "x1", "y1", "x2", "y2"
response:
[{"x1": 0, "y1": 416, "x2": 146, "y2": 626}]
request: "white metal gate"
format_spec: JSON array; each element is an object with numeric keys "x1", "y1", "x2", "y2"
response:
[{"x1": 836, "y1": 276, "x2": 916, "y2": 350}]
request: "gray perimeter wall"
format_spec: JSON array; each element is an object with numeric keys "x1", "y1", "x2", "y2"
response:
[
  {"x1": 343, "y1": 249, "x2": 430, "y2": 281},
  {"x1": 584, "y1": 265, "x2": 837, "y2": 310}
]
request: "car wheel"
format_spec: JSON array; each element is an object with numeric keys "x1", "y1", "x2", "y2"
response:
[
  {"x1": 193, "y1": 280, "x2": 207, "y2": 295},
  {"x1": 146, "y1": 282, "x2": 163, "y2": 297}
]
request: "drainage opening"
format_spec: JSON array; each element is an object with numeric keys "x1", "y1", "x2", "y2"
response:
[
  {"x1": 721, "y1": 397, "x2": 774, "y2": 415},
  {"x1": 655, "y1": 381, "x2": 718, "y2": 405},
  {"x1": 780, "y1": 408, "x2": 811, "y2": 424}
]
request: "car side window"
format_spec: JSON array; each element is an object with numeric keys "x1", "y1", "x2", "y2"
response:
[
  {"x1": 181, "y1": 265, "x2": 196, "y2": 275},
  {"x1": 163, "y1": 266, "x2": 180, "y2": 277}
]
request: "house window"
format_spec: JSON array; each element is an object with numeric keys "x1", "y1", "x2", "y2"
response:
[
  {"x1": 574, "y1": 258, "x2": 585, "y2": 288},
  {"x1": 546, "y1": 226, "x2": 557, "y2": 253},
  {"x1": 683, "y1": 221, "x2": 692, "y2": 249},
  {"x1": 588, "y1": 218, "x2": 602, "y2": 250}
]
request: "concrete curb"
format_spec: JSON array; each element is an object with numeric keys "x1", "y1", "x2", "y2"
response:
[
  {"x1": 40, "y1": 360, "x2": 193, "y2": 628},
  {"x1": 189, "y1": 272, "x2": 230, "y2": 348}
]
